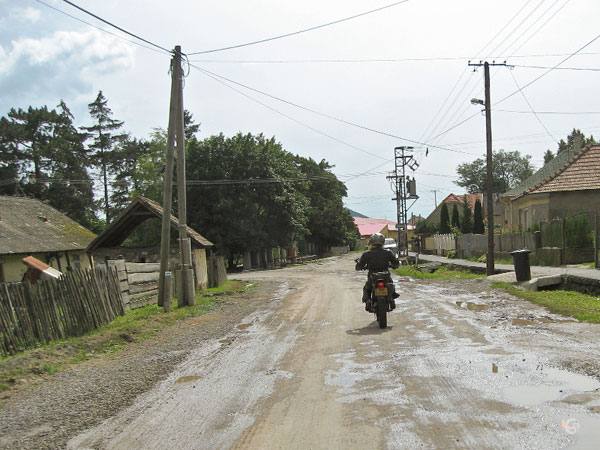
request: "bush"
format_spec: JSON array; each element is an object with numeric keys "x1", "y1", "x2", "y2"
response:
[{"x1": 565, "y1": 215, "x2": 593, "y2": 248}]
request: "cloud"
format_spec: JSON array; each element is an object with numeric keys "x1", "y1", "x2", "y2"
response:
[
  {"x1": 0, "y1": 28, "x2": 134, "y2": 108},
  {"x1": 11, "y1": 7, "x2": 42, "y2": 24}
]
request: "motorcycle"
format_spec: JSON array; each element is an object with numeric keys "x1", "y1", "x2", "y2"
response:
[{"x1": 365, "y1": 270, "x2": 395, "y2": 329}]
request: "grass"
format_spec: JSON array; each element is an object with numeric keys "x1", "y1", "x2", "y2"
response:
[
  {"x1": 0, "y1": 280, "x2": 255, "y2": 394},
  {"x1": 491, "y1": 281, "x2": 600, "y2": 324},
  {"x1": 394, "y1": 265, "x2": 485, "y2": 280}
]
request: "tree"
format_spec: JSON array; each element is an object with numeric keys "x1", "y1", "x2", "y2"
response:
[
  {"x1": 186, "y1": 132, "x2": 309, "y2": 267},
  {"x1": 460, "y1": 196, "x2": 473, "y2": 234},
  {"x1": 415, "y1": 219, "x2": 439, "y2": 236},
  {"x1": 451, "y1": 204, "x2": 460, "y2": 229},
  {"x1": 455, "y1": 149, "x2": 534, "y2": 193},
  {"x1": 557, "y1": 128, "x2": 595, "y2": 154},
  {"x1": 439, "y1": 203, "x2": 451, "y2": 234},
  {"x1": 0, "y1": 102, "x2": 97, "y2": 229},
  {"x1": 543, "y1": 149, "x2": 555, "y2": 165},
  {"x1": 473, "y1": 198, "x2": 484, "y2": 234},
  {"x1": 81, "y1": 91, "x2": 126, "y2": 224},
  {"x1": 293, "y1": 156, "x2": 357, "y2": 253}
]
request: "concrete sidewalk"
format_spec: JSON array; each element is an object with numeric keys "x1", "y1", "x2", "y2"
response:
[{"x1": 411, "y1": 252, "x2": 600, "y2": 283}]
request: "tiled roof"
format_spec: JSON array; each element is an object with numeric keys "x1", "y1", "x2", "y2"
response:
[
  {"x1": 525, "y1": 145, "x2": 600, "y2": 195},
  {"x1": 440, "y1": 193, "x2": 482, "y2": 210},
  {"x1": 502, "y1": 145, "x2": 583, "y2": 198},
  {"x1": 0, "y1": 196, "x2": 96, "y2": 255}
]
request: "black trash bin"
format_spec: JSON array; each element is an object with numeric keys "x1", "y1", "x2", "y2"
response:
[{"x1": 511, "y1": 248, "x2": 531, "y2": 282}]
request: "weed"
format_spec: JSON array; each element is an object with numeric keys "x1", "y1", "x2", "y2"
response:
[{"x1": 394, "y1": 265, "x2": 485, "y2": 280}]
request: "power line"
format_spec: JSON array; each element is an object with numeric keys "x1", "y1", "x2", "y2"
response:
[
  {"x1": 512, "y1": 64, "x2": 600, "y2": 71},
  {"x1": 190, "y1": 64, "x2": 481, "y2": 156},
  {"x1": 508, "y1": 69, "x2": 558, "y2": 144},
  {"x1": 60, "y1": 0, "x2": 171, "y2": 54},
  {"x1": 495, "y1": 109, "x2": 600, "y2": 115},
  {"x1": 187, "y1": 0, "x2": 409, "y2": 55},
  {"x1": 34, "y1": 0, "x2": 170, "y2": 55}
]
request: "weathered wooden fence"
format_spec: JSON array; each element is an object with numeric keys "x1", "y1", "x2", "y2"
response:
[
  {"x1": 433, "y1": 234, "x2": 456, "y2": 255},
  {"x1": 456, "y1": 232, "x2": 536, "y2": 259},
  {"x1": 108, "y1": 260, "x2": 160, "y2": 310},
  {"x1": 0, "y1": 269, "x2": 124, "y2": 356}
]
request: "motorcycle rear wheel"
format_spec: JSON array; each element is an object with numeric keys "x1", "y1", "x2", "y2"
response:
[{"x1": 376, "y1": 296, "x2": 387, "y2": 329}]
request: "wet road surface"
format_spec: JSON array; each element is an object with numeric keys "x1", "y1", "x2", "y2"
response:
[{"x1": 69, "y1": 254, "x2": 600, "y2": 449}]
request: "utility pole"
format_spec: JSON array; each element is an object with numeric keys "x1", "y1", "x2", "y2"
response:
[
  {"x1": 158, "y1": 45, "x2": 195, "y2": 310},
  {"x1": 387, "y1": 146, "x2": 419, "y2": 258},
  {"x1": 468, "y1": 60, "x2": 506, "y2": 276},
  {"x1": 430, "y1": 189, "x2": 438, "y2": 208}
]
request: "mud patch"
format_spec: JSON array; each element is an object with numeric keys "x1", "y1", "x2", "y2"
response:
[
  {"x1": 456, "y1": 301, "x2": 493, "y2": 312},
  {"x1": 175, "y1": 376, "x2": 201, "y2": 384}
]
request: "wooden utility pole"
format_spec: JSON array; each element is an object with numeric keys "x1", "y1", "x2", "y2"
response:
[
  {"x1": 484, "y1": 61, "x2": 495, "y2": 276},
  {"x1": 158, "y1": 45, "x2": 194, "y2": 310},
  {"x1": 468, "y1": 60, "x2": 507, "y2": 276}
]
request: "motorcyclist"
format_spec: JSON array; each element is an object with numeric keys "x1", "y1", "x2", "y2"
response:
[{"x1": 355, "y1": 232, "x2": 400, "y2": 310}]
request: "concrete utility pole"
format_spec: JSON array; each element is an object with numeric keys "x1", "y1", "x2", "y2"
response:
[
  {"x1": 468, "y1": 60, "x2": 507, "y2": 276},
  {"x1": 158, "y1": 46, "x2": 195, "y2": 310},
  {"x1": 387, "y1": 146, "x2": 419, "y2": 258}
]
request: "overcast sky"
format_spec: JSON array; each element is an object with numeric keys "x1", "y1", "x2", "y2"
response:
[{"x1": 2, "y1": 0, "x2": 600, "y2": 220}]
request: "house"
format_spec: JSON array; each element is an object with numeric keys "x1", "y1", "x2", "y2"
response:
[
  {"x1": 87, "y1": 196, "x2": 216, "y2": 290},
  {"x1": 501, "y1": 144, "x2": 600, "y2": 229},
  {"x1": 352, "y1": 217, "x2": 414, "y2": 247},
  {"x1": 0, "y1": 196, "x2": 96, "y2": 283},
  {"x1": 426, "y1": 193, "x2": 503, "y2": 227}
]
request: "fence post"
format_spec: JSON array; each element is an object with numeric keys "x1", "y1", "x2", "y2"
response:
[
  {"x1": 561, "y1": 217, "x2": 567, "y2": 265},
  {"x1": 594, "y1": 213, "x2": 600, "y2": 269}
]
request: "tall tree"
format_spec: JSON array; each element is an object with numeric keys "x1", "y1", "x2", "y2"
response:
[
  {"x1": 543, "y1": 149, "x2": 555, "y2": 165},
  {"x1": 455, "y1": 149, "x2": 534, "y2": 193},
  {"x1": 0, "y1": 103, "x2": 97, "y2": 228},
  {"x1": 81, "y1": 91, "x2": 126, "y2": 224},
  {"x1": 460, "y1": 196, "x2": 473, "y2": 234},
  {"x1": 451, "y1": 204, "x2": 460, "y2": 229},
  {"x1": 557, "y1": 128, "x2": 595, "y2": 153},
  {"x1": 439, "y1": 202, "x2": 451, "y2": 234},
  {"x1": 186, "y1": 132, "x2": 309, "y2": 267},
  {"x1": 473, "y1": 198, "x2": 484, "y2": 234},
  {"x1": 294, "y1": 156, "x2": 358, "y2": 253}
]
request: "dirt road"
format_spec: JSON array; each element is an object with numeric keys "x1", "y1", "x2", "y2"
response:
[{"x1": 69, "y1": 254, "x2": 600, "y2": 449}]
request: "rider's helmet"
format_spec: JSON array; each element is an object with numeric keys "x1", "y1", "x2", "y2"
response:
[{"x1": 369, "y1": 232, "x2": 385, "y2": 248}]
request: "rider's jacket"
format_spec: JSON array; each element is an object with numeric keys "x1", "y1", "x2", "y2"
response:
[{"x1": 355, "y1": 247, "x2": 400, "y2": 273}]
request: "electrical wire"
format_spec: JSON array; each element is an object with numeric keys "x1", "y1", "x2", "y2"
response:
[
  {"x1": 495, "y1": 109, "x2": 600, "y2": 115},
  {"x1": 508, "y1": 70, "x2": 558, "y2": 144},
  {"x1": 194, "y1": 65, "x2": 389, "y2": 161},
  {"x1": 187, "y1": 0, "x2": 409, "y2": 55},
  {"x1": 59, "y1": 0, "x2": 171, "y2": 54},
  {"x1": 511, "y1": 64, "x2": 600, "y2": 71},
  {"x1": 190, "y1": 64, "x2": 481, "y2": 156},
  {"x1": 33, "y1": 0, "x2": 170, "y2": 55}
]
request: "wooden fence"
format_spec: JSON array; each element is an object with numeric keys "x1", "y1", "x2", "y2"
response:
[
  {"x1": 0, "y1": 269, "x2": 124, "y2": 356},
  {"x1": 433, "y1": 234, "x2": 456, "y2": 255}
]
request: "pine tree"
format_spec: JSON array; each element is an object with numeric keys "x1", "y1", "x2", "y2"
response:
[
  {"x1": 473, "y1": 198, "x2": 485, "y2": 234},
  {"x1": 439, "y1": 203, "x2": 451, "y2": 234},
  {"x1": 451, "y1": 204, "x2": 460, "y2": 230},
  {"x1": 81, "y1": 91, "x2": 126, "y2": 224},
  {"x1": 460, "y1": 195, "x2": 473, "y2": 234}
]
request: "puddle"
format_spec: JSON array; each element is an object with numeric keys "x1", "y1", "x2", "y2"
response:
[
  {"x1": 456, "y1": 301, "x2": 493, "y2": 312},
  {"x1": 512, "y1": 319, "x2": 536, "y2": 326},
  {"x1": 502, "y1": 367, "x2": 600, "y2": 406},
  {"x1": 175, "y1": 376, "x2": 201, "y2": 384},
  {"x1": 237, "y1": 323, "x2": 252, "y2": 330}
]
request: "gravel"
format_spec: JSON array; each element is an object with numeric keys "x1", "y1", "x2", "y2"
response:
[{"x1": 0, "y1": 281, "x2": 277, "y2": 449}]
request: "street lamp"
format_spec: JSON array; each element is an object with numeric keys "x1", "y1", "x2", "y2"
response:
[{"x1": 471, "y1": 98, "x2": 484, "y2": 106}]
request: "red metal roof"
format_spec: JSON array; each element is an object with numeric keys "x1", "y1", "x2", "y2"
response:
[{"x1": 353, "y1": 217, "x2": 397, "y2": 236}]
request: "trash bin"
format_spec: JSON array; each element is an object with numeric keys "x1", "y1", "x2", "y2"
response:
[{"x1": 510, "y1": 248, "x2": 531, "y2": 282}]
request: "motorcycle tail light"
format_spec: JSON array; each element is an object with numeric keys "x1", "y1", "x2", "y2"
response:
[{"x1": 377, "y1": 281, "x2": 384, "y2": 287}]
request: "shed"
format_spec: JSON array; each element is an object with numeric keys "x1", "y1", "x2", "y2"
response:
[
  {"x1": 0, "y1": 196, "x2": 95, "y2": 282},
  {"x1": 87, "y1": 196, "x2": 215, "y2": 291}
]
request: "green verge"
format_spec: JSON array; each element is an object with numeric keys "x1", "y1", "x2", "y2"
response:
[
  {"x1": 0, "y1": 280, "x2": 256, "y2": 395},
  {"x1": 394, "y1": 265, "x2": 485, "y2": 280},
  {"x1": 491, "y1": 281, "x2": 600, "y2": 324}
]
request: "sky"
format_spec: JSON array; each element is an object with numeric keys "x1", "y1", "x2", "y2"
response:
[{"x1": 2, "y1": 0, "x2": 600, "y2": 221}]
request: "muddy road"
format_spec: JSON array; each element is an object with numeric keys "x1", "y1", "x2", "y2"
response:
[{"x1": 70, "y1": 254, "x2": 600, "y2": 449}]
